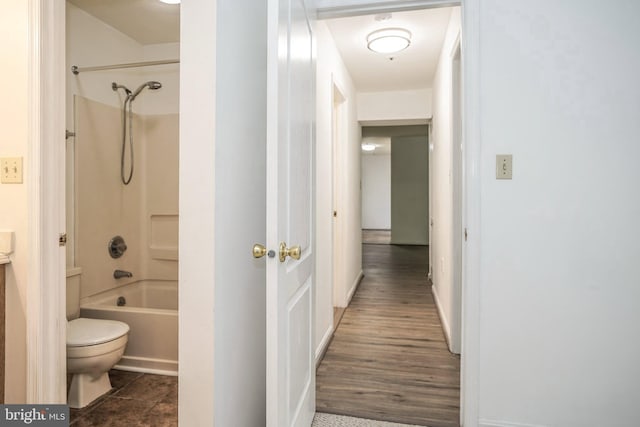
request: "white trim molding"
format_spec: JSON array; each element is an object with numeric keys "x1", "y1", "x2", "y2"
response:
[
  {"x1": 315, "y1": 323, "x2": 334, "y2": 366},
  {"x1": 27, "y1": 0, "x2": 67, "y2": 404},
  {"x1": 344, "y1": 270, "x2": 363, "y2": 307},
  {"x1": 461, "y1": 0, "x2": 482, "y2": 425},
  {"x1": 316, "y1": 0, "x2": 460, "y2": 19},
  {"x1": 431, "y1": 285, "x2": 453, "y2": 351}
]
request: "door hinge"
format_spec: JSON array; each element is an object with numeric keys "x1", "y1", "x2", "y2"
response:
[
  {"x1": 59, "y1": 233, "x2": 67, "y2": 247},
  {"x1": 464, "y1": 228, "x2": 468, "y2": 241}
]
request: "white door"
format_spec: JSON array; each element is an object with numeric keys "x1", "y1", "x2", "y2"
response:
[{"x1": 265, "y1": 0, "x2": 316, "y2": 426}]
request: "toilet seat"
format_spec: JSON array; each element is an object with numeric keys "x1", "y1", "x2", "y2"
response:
[{"x1": 67, "y1": 318, "x2": 129, "y2": 347}]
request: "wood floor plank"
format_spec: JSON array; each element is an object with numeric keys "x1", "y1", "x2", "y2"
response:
[{"x1": 316, "y1": 244, "x2": 460, "y2": 427}]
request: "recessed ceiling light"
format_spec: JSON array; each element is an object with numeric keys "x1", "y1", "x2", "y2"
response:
[
  {"x1": 367, "y1": 28, "x2": 411, "y2": 54},
  {"x1": 159, "y1": 0, "x2": 180, "y2": 4},
  {"x1": 362, "y1": 143, "x2": 376, "y2": 152}
]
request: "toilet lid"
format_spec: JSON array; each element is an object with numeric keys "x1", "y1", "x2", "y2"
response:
[{"x1": 67, "y1": 318, "x2": 130, "y2": 347}]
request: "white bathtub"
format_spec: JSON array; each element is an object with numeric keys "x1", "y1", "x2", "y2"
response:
[{"x1": 80, "y1": 280, "x2": 178, "y2": 375}]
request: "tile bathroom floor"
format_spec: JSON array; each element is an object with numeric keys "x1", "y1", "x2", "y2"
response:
[{"x1": 69, "y1": 370, "x2": 177, "y2": 427}]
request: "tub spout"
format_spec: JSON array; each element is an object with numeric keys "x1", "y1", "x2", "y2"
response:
[{"x1": 114, "y1": 269, "x2": 133, "y2": 279}]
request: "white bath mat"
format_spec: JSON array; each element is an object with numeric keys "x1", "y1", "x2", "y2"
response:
[{"x1": 312, "y1": 413, "x2": 428, "y2": 427}]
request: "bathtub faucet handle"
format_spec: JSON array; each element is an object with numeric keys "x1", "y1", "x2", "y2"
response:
[{"x1": 114, "y1": 269, "x2": 133, "y2": 279}]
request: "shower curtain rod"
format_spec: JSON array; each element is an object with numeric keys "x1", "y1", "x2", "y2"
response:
[{"x1": 71, "y1": 59, "x2": 179, "y2": 75}]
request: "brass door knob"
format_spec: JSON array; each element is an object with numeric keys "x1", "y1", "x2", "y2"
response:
[
  {"x1": 279, "y1": 242, "x2": 301, "y2": 262},
  {"x1": 253, "y1": 244, "x2": 267, "y2": 258}
]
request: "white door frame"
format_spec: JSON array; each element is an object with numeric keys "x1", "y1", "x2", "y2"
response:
[
  {"x1": 450, "y1": 35, "x2": 463, "y2": 355},
  {"x1": 317, "y1": 1, "x2": 481, "y2": 426},
  {"x1": 26, "y1": 0, "x2": 67, "y2": 404},
  {"x1": 331, "y1": 80, "x2": 347, "y2": 308},
  {"x1": 35, "y1": 0, "x2": 482, "y2": 425}
]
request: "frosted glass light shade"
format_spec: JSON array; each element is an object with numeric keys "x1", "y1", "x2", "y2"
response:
[{"x1": 367, "y1": 28, "x2": 411, "y2": 54}]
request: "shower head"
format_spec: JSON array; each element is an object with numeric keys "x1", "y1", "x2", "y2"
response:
[{"x1": 130, "y1": 81, "x2": 162, "y2": 101}]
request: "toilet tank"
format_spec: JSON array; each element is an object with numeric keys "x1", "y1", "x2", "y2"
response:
[{"x1": 66, "y1": 268, "x2": 82, "y2": 320}]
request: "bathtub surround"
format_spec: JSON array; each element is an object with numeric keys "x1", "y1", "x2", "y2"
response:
[
  {"x1": 75, "y1": 96, "x2": 179, "y2": 300},
  {"x1": 66, "y1": 2, "x2": 180, "y2": 269},
  {"x1": 67, "y1": 1, "x2": 180, "y2": 296}
]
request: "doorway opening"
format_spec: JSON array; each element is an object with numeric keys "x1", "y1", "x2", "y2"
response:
[
  {"x1": 315, "y1": 3, "x2": 465, "y2": 426},
  {"x1": 64, "y1": 1, "x2": 180, "y2": 423}
]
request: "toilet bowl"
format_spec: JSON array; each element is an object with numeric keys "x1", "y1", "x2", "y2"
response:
[{"x1": 67, "y1": 317, "x2": 130, "y2": 408}]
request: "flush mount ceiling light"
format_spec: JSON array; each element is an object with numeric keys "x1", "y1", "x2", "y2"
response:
[
  {"x1": 367, "y1": 28, "x2": 412, "y2": 54},
  {"x1": 159, "y1": 0, "x2": 180, "y2": 4},
  {"x1": 362, "y1": 143, "x2": 376, "y2": 152}
]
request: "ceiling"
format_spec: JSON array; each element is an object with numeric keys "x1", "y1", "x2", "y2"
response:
[
  {"x1": 325, "y1": 7, "x2": 454, "y2": 92},
  {"x1": 68, "y1": 0, "x2": 180, "y2": 45},
  {"x1": 67, "y1": 2, "x2": 452, "y2": 92}
]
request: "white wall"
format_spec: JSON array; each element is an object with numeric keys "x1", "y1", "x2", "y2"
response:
[
  {"x1": 0, "y1": 0, "x2": 29, "y2": 403},
  {"x1": 429, "y1": 7, "x2": 460, "y2": 351},
  {"x1": 361, "y1": 150, "x2": 391, "y2": 230},
  {"x1": 213, "y1": 0, "x2": 267, "y2": 425},
  {"x1": 476, "y1": 1, "x2": 640, "y2": 426},
  {"x1": 315, "y1": 20, "x2": 362, "y2": 359},
  {"x1": 357, "y1": 89, "x2": 432, "y2": 125},
  {"x1": 179, "y1": 0, "x2": 216, "y2": 425}
]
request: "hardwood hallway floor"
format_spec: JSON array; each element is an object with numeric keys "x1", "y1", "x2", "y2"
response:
[{"x1": 316, "y1": 244, "x2": 460, "y2": 427}]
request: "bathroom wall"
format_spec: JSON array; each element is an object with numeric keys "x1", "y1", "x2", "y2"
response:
[
  {"x1": 74, "y1": 97, "x2": 144, "y2": 297},
  {"x1": 142, "y1": 114, "x2": 179, "y2": 280},
  {"x1": 67, "y1": 2, "x2": 179, "y2": 299},
  {"x1": 0, "y1": 0, "x2": 29, "y2": 403}
]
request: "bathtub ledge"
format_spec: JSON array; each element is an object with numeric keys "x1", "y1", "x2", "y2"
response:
[{"x1": 66, "y1": 267, "x2": 82, "y2": 277}]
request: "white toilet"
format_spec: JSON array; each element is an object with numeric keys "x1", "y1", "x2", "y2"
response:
[{"x1": 66, "y1": 273, "x2": 130, "y2": 408}]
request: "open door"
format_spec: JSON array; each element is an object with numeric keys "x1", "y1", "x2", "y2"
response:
[{"x1": 265, "y1": 0, "x2": 316, "y2": 426}]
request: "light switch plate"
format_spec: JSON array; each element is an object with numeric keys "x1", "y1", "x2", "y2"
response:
[
  {"x1": 1, "y1": 157, "x2": 23, "y2": 184},
  {"x1": 496, "y1": 154, "x2": 512, "y2": 180}
]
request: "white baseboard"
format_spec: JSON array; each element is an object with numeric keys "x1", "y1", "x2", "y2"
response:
[
  {"x1": 115, "y1": 355, "x2": 178, "y2": 376},
  {"x1": 480, "y1": 420, "x2": 548, "y2": 427},
  {"x1": 315, "y1": 323, "x2": 333, "y2": 366},
  {"x1": 345, "y1": 270, "x2": 363, "y2": 306},
  {"x1": 431, "y1": 284, "x2": 453, "y2": 352}
]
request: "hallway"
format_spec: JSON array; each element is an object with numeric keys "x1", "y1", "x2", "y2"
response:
[{"x1": 316, "y1": 244, "x2": 460, "y2": 427}]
